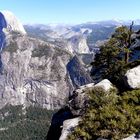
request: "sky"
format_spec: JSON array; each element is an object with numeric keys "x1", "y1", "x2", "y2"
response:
[{"x1": 0, "y1": 0, "x2": 140, "y2": 24}]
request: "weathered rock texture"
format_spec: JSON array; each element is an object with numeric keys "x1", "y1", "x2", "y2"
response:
[
  {"x1": 0, "y1": 33, "x2": 92, "y2": 109},
  {"x1": 125, "y1": 65, "x2": 140, "y2": 89}
]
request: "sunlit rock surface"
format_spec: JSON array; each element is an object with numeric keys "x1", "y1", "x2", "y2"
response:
[
  {"x1": 1, "y1": 11, "x2": 26, "y2": 34},
  {"x1": 125, "y1": 65, "x2": 140, "y2": 89}
]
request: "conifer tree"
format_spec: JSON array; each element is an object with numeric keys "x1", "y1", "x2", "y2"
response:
[{"x1": 91, "y1": 22, "x2": 134, "y2": 82}]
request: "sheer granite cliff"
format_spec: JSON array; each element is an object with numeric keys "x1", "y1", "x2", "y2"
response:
[{"x1": 0, "y1": 33, "x2": 93, "y2": 110}]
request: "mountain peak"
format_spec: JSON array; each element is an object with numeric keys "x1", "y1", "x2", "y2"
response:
[{"x1": 0, "y1": 10, "x2": 26, "y2": 34}]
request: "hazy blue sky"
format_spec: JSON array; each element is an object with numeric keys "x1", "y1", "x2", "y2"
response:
[{"x1": 0, "y1": 0, "x2": 140, "y2": 24}]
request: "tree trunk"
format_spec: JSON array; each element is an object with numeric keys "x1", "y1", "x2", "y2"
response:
[
  {"x1": 125, "y1": 21, "x2": 134, "y2": 64},
  {"x1": 125, "y1": 52, "x2": 129, "y2": 64}
]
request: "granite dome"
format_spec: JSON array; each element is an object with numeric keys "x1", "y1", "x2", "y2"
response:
[{"x1": 0, "y1": 10, "x2": 26, "y2": 34}]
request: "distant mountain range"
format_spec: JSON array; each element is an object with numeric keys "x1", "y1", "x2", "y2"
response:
[
  {"x1": 81, "y1": 19, "x2": 140, "y2": 26},
  {"x1": 24, "y1": 19, "x2": 140, "y2": 53}
]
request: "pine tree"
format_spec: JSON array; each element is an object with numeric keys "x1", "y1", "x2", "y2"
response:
[
  {"x1": 91, "y1": 23, "x2": 134, "y2": 82},
  {"x1": 112, "y1": 22, "x2": 134, "y2": 64},
  {"x1": 68, "y1": 88, "x2": 140, "y2": 140}
]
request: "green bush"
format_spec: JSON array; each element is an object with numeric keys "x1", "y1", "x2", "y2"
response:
[{"x1": 68, "y1": 88, "x2": 140, "y2": 140}]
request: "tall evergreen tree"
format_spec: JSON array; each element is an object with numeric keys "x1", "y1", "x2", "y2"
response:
[
  {"x1": 112, "y1": 22, "x2": 134, "y2": 64},
  {"x1": 91, "y1": 23, "x2": 134, "y2": 82}
]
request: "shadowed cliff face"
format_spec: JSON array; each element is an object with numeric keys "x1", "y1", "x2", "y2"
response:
[
  {"x1": 46, "y1": 107, "x2": 74, "y2": 140},
  {"x1": 67, "y1": 56, "x2": 93, "y2": 88},
  {"x1": 0, "y1": 12, "x2": 7, "y2": 73},
  {"x1": 0, "y1": 12, "x2": 7, "y2": 29},
  {"x1": 0, "y1": 12, "x2": 7, "y2": 50}
]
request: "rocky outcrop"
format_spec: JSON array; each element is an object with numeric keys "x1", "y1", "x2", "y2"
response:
[
  {"x1": 54, "y1": 79, "x2": 140, "y2": 140},
  {"x1": 47, "y1": 79, "x2": 113, "y2": 140},
  {"x1": 94, "y1": 79, "x2": 113, "y2": 91},
  {"x1": 125, "y1": 65, "x2": 140, "y2": 89},
  {"x1": 59, "y1": 117, "x2": 81, "y2": 140},
  {"x1": 69, "y1": 79, "x2": 112, "y2": 116}
]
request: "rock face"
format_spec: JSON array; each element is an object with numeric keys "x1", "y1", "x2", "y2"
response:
[
  {"x1": 67, "y1": 35, "x2": 90, "y2": 54},
  {"x1": 0, "y1": 33, "x2": 92, "y2": 110},
  {"x1": 1, "y1": 11, "x2": 26, "y2": 35},
  {"x1": 125, "y1": 65, "x2": 140, "y2": 89},
  {"x1": 67, "y1": 56, "x2": 92, "y2": 88},
  {"x1": 59, "y1": 117, "x2": 81, "y2": 140},
  {"x1": 0, "y1": 12, "x2": 7, "y2": 29}
]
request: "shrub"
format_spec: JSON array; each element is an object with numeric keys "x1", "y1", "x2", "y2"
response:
[{"x1": 68, "y1": 88, "x2": 140, "y2": 140}]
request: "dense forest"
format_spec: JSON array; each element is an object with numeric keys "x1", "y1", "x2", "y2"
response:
[{"x1": 0, "y1": 105, "x2": 56, "y2": 140}]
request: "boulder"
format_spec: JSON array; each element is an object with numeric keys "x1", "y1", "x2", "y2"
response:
[{"x1": 125, "y1": 65, "x2": 140, "y2": 89}]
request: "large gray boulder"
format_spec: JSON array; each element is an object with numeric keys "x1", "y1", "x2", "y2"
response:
[{"x1": 125, "y1": 65, "x2": 140, "y2": 89}]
